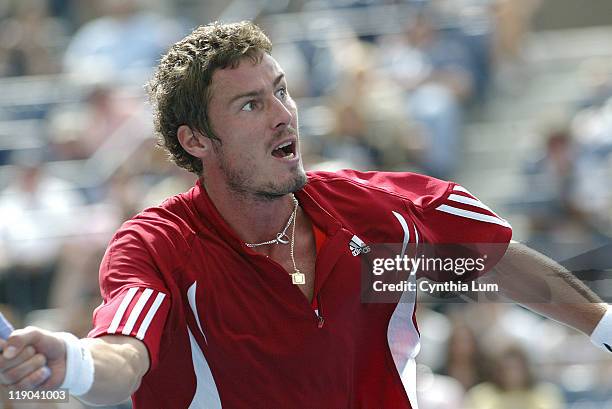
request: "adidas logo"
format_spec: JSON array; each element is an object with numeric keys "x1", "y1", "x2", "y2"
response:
[{"x1": 349, "y1": 235, "x2": 371, "y2": 256}]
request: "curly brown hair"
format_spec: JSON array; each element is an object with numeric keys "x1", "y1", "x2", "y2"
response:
[{"x1": 147, "y1": 21, "x2": 272, "y2": 174}]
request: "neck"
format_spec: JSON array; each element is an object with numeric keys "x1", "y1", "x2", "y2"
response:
[{"x1": 202, "y1": 179, "x2": 297, "y2": 247}]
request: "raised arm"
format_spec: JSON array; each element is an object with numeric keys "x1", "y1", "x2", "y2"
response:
[
  {"x1": 485, "y1": 241, "x2": 608, "y2": 339},
  {"x1": 0, "y1": 328, "x2": 150, "y2": 405}
]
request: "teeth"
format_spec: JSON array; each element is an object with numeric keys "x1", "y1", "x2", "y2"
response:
[{"x1": 275, "y1": 141, "x2": 292, "y2": 150}]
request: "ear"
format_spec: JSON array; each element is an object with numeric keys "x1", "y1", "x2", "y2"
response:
[{"x1": 177, "y1": 125, "x2": 213, "y2": 159}]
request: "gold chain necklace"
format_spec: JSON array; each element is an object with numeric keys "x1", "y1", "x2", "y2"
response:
[
  {"x1": 244, "y1": 196, "x2": 298, "y2": 248},
  {"x1": 289, "y1": 205, "x2": 305, "y2": 285},
  {"x1": 243, "y1": 196, "x2": 305, "y2": 286}
]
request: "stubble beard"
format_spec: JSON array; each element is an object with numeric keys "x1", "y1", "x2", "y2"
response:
[{"x1": 214, "y1": 142, "x2": 307, "y2": 202}]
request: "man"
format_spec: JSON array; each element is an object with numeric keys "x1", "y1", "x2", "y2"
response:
[{"x1": 0, "y1": 21, "x2": 610, "y2": 408}]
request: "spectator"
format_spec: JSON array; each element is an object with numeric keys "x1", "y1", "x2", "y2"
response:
[
  {"x1": 0, "y1": 0, "x2": 67, "y2": 77},
  {"x1": 521, "y1": 115, "x2": 612, "y2": 246},
  {"x1": 522, "y1": 128, "x2": 578, "y2": 242},
  {"x1": 378, "y1": 9, "x2": 474, "y2": 178},
  {"x1": 441, "y1": 322, "x2": 487, "y2": 391},
  {"x1": 48, "y1": 84, "x2": 140, "y2": 161},
  {"x1": 466, "y1": 345, "x2": 565, "y2": 409},
  {"x1": 0, "y1": 150, "x2": 86, "y2": 317},
  {"x1": 63, "y1": 0, "x2": 184, "y2": 83},
  {"x1": 322, "y1": 101, "x2": 383, "y2": 170},
  {"x1": 570, "y1": 101, "x2": 612, "y2": 236},
  {"x1": 326, "y1": 48, "x2": 424, "y2": 171},
  {"x1": 491, "y1": 0, "x2": 542, "y2": 93}
]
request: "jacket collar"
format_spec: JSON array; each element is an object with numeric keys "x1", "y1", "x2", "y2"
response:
[{"x1": 190, "y1": 176, "x2": 342, "y2": 254}]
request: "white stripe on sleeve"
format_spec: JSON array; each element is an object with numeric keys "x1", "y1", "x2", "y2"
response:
[
  {"x1": 122, "y1": 288, "x2": 154, "y2": 335},
  {"x1": 436, "y1": 204, "x2": 511, "y2": 228},
  {"x1": 107, "y1": 287, "x2": 139, "y2": 334},
  {"x1": 136, "y1": 292, "x2": 166, "y2": 340},
  {"x1": 448, "y1": 194, "x2": 496, "y2": 215},
  {"x1": 452, "y1": 185, "x2": 472, "y2": 195}
]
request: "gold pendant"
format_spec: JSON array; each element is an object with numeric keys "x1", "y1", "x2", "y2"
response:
[{"x1": 291, "y1": 270, "x2": 305, "y2": 285}]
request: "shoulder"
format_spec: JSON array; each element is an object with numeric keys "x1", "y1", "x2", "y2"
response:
[
  {"x1": 305, "y1": 169, "x2": 512, "y2": 246},
  {"x1": 99, "y1": 190, "x2": 201, "y2": 296},
  {"x1": 305, "y1": 169, "x2": 453, "y2": 210},
  {"x1": 107, "y1": 189, "x2": 199, "y2": 263}
]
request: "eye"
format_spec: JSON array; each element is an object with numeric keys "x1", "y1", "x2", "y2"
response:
[
  {"x1": 275, "y1": 87, "x2": 287, "y2": 100},
  {"x1": 241, "y1": 101, "x2": 257, "y2": 112}
]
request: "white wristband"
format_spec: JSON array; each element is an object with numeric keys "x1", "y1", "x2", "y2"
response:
[
  {"x1": 57, "y1": 332, "x2": 95, "y2": 396},
  {"x1": 590, "y1": 307, "x2": 612, "y2": 353}
]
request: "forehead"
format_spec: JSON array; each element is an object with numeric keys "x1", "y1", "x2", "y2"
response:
[{"x1": 210, "y1": 53, "x2": 284, "y2": 101}]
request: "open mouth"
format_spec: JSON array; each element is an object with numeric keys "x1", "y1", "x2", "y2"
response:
[{"x1": 271, "y1": 140, "x2": 297, "y2": 160}]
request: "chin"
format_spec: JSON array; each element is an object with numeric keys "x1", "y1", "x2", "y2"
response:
[
  {"x1": 256, "y1": 170, "x2": 307, "y2": 200},
  {"x1": 288, "y1": 170, "x2": 308, "y2": 192},
  {"x1": 279, "y1": 170, "x2": 308, "y2": 194}
]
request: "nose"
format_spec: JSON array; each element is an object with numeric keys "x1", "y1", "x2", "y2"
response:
[{"x1": 269, "y1": 96, "x2": 293, "y2": 132}]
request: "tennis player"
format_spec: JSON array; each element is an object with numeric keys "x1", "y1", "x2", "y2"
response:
[{"x1": 0, "y1": 21, "x2": 611, "y2": 408}]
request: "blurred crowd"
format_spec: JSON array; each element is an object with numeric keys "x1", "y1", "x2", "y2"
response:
[
  {"x1": 520, "y1": 62, "x2": 612, "y2": 248},
  {"x1": 0, "y1": 0, "x2": 611, "y2": 408}
]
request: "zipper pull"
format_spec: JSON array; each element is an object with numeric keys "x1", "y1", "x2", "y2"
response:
[{"x1": 316, "y1": 294, "x2": 324, "y2": 328}]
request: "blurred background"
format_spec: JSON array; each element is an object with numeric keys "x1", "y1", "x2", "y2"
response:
[{"x1": 0, "y1": 0, "x2": 611, "y2": 407}]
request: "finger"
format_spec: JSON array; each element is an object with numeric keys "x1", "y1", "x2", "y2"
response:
[
  {"x1": 29, "y1": 366, "x2": 53, "y2": 389},
  {"x1": 4, "y1": 327, "x2": 43, "y2": 360},
  {"x1": 12, "y1": 365, "x2": 52, "y2": 390},
  {"x1": 36, "y1": 369, "x2": 59, "y2": 390},
  {"x1": 4, "y1": 353, "x2": 47, "y2": 389},
  {"x1": 0, "y1": 346, "x2": 37, "y2": 385},
  {"x1": 0, "y1": 346, "x2": 36, "y2": 373}
]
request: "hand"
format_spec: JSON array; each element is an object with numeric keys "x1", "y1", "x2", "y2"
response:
[{"x1": 0, "y1": 327, "x2": 67, "y2": 389}]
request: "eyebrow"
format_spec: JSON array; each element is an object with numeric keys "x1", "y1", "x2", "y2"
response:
[{"x1": 228, "y1": 73, "x2": 285, "y2": 106}]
